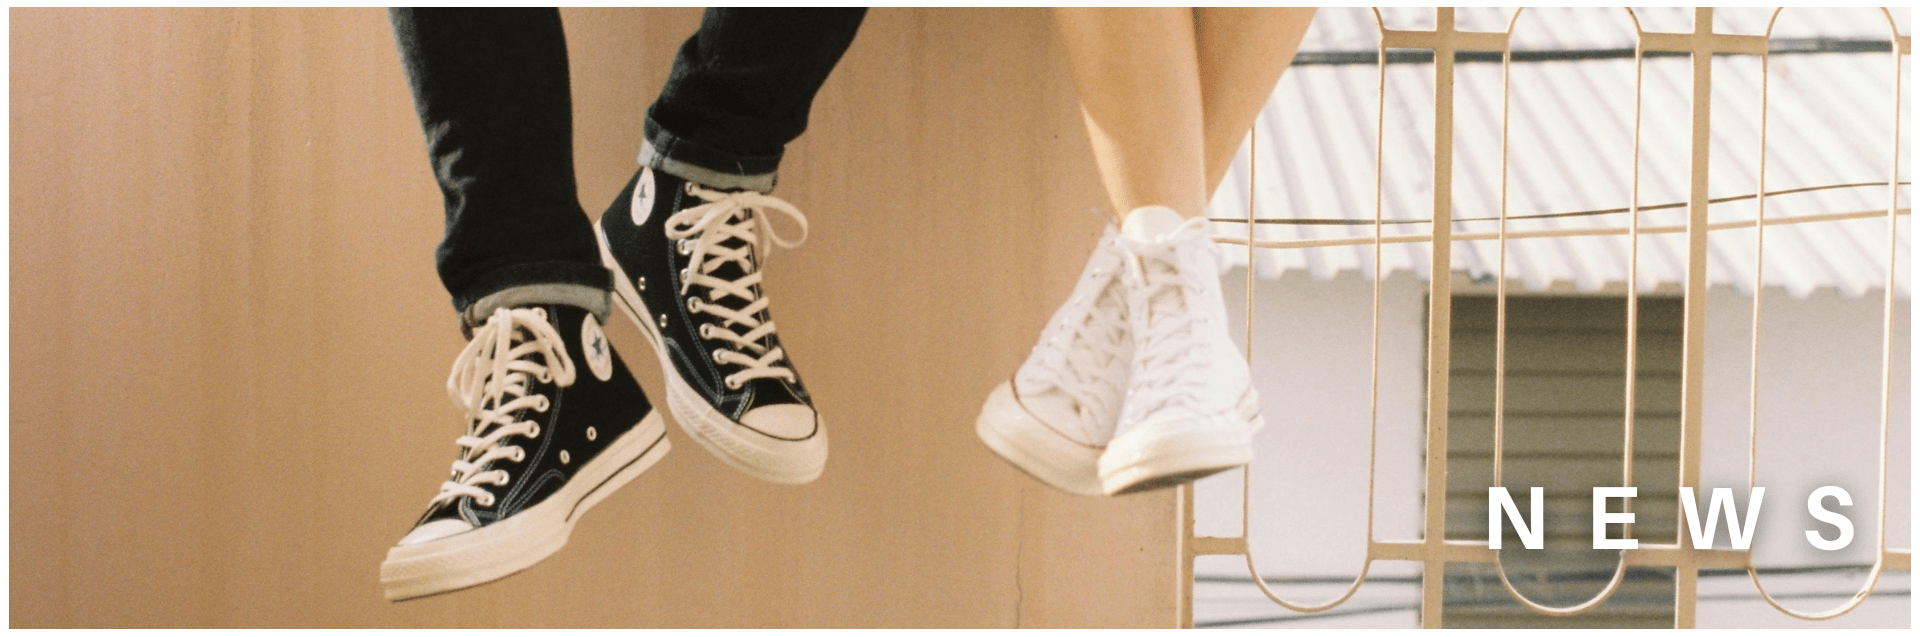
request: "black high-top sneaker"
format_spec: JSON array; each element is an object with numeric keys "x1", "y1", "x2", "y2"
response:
[
  {"x1": 381, "y1": 304, "x2": 670, "y2": 601},
  {"x1": 594, "y1": 165, "x2": 826, "y2": 484}
]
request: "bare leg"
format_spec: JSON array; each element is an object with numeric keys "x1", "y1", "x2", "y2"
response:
[
  {"x1": 1009, "y1": 9, "x2": 1293, "y2": 497},
  {"x1": 1195, "y1": 8, "x2": 1317, "y2": 195},
  {"x1": 1054, "y1": 8, "x2": 1206, "y2": 221}
]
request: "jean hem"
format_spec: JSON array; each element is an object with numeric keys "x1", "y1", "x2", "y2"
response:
[
  {"x1": 452, "y1": 261, "x2": 612, "y2": 328},
  {"x1": 641, "y1": 120, "x2": 778, "y2": 193},
  {"x1": 461, "y1": 283, "x2": 612, "y2": 330}
]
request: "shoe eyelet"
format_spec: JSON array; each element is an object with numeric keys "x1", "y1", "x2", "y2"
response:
[
  {"x1": 658, "y1": 314, "x2": 669, "y2": 329},
  {"x1": 586, "y1": 426, "x2": 597, "y2": 441},
  {"x1": 478, "y1": 494, "x2": 495, "y2": 507},
  {"x1": 527, "y1": 423, "x2": 541, "y2": 439},
  {"x1": 512, "y1": 448, "x2": 526, "y2": 462},
  {"x1": 686, "y1": 297, "x2": 702, "y2": 313},
  {"x1": 559, "y1": 450, "x2": 571, "y2": 465},
  {"x1": 725, "y1": 376, "x2": 744, "y2": 390},
  {"x1": 698, "y1": 324, "x2": 714, "y2": 338},
  {"x1": 684, "y1": 182, "x2": 697, "y2": 195},
  {"x1": 679, "y1": 266, "x2": 691, "y2": 280},
  {"x1": 711, "y1": 350, "x2": 727, "y2": 364},
  {"x1": 536, "y1": 396, "x2": 552, "y2": 411},
  {"x1": 637, "y1": 276, "x2": 647, "y2": 291},
  {"x1": 532, "y1": 307, "x2": 547, "y2": 319},
  {"x1": 496, "y1": 471, "x2": 511, "y2": 486},
  {"x1": 677, "y1": 239, "x2": 691, "y2": 255}
]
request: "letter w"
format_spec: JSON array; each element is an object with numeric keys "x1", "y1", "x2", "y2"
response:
[
  {"x1": 1489, "y1": 487, "x2": 1543, "y2": 550},
  {"x1": 1679, "y1": 487, "x2": 1765, "y2": 550}
]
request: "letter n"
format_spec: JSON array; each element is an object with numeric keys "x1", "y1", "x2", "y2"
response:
[{"x1": 1489, "y1": 487, "x2": 1544, "y2": 549}]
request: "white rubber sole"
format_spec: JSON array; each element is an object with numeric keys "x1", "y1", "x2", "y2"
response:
[
  {"x1": 595, "y1": 220, "x2": 826, "y2": 485},
  {"x1": 380, "y1": 412, "x2": 670, "y2": 601},
  {"x1": 975, "y1": 381, "x2": 1107, "y2": 496},
  {"x1": 1097, "y1": 390, "x2": 1264, "y2": 496}
]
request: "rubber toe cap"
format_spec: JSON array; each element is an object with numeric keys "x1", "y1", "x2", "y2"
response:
[{"x1": 740, "y1": 403, "x2": 818, "y2": 440}]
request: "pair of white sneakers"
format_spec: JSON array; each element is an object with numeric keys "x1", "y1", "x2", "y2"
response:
[{"x1": 977, "y1": 206, "x2": 1262, "y2": 496}]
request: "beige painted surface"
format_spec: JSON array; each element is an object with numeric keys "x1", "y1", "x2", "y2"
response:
[{"x1": 10, "y1": 7, "x2": 1178, "y2": 628}]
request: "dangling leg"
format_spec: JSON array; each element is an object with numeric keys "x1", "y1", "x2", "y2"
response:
[
  {"x1": 1194, "y1": 8, "x2": 1318, "y2": 195},
  {"x1": 642, "y1": 8, "x2": 867, "y2": 192},
  {"x1": 1053, "y1": 8, "x2": 1207, "y2": 221},
  {"x1": 382, "y1": 9, "x2": 665, "y2": 602},
  {"x1": 389, "y1": 8, "x2": 611, "y2": 324},
  {"x1": 987, "y1": 9, "x2": 1279, "y2": 496},
  {"x1": 1056, "y1": 8, "x2": 1317, "y2": 216},
  {"x1": 600, "y1": 9, "x2": 867, "y2": 485}
]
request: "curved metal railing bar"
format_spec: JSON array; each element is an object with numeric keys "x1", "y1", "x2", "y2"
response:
[
  {"x1": 1485, "y1": 7, "x2": 1633, "y2": 616},
  {"x1": 1741, "y1": 6, "x2": 1903, "y2": 620},
  {"x1": 1232, "y1": 7, "x2": 1389, "y2": 613}
]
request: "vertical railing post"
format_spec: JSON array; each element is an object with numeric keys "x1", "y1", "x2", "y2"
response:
[
  {"x1": 1419, "y1": 7, "x2": 1460, "y2": 629},
  {"x1": 1673, "y1": 7, "x2": 1716, "y2": 629},
  {"x1": 1178, "y1": 482, "x2": 1195, "y2": 628}
]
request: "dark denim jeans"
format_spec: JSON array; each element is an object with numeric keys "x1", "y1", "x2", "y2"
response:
[{"x1": 388, "y1": 8, "x2": 865, "y2": 325}]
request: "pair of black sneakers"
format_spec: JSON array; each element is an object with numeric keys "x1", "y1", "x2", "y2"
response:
[{"x1": 381, "y1": 166, "x2": 824, "y2": 601}]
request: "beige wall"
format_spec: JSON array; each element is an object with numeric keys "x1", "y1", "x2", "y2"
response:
[{"x1": 10, "y1": 8, "x2": 1180, "y2": 628}]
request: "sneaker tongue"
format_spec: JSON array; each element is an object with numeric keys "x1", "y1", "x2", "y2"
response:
[{"x1": 1120, "y1": 206, "x2": 1186, "y2": 243}]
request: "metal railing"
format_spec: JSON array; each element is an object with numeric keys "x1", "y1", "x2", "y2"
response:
[{"x1": 1181, "y1": 7, "x2": 1911, "y2": 628}]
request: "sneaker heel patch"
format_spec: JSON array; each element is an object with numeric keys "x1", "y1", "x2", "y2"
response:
[
  {"x1": 582, "y1": 316, "x2": 615, "y2": 382},
  {"x1": 630, "y1": 166, "x2": 656, "y2": 227}
]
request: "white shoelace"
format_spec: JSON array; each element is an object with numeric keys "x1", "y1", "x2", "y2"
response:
[
  {"x1": 1021, "y1": 244, "x2": 1131, "y2": 430},
  {"x1": 432, "y1": 307, "x2": 576, "y2": 508},
  {"x1": 1121, "y1": 219, "x2": 1223, "y2": 422},
  {"x1": 665, "y1": 183, "x2": 809, "y2": 390}
]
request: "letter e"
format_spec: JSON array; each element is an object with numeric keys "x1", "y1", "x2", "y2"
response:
[{"x1": 1594, "y1": 487, "x2": 1638, "y2": 549}]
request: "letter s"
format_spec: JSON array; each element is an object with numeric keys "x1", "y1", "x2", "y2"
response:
[{"x1": 1805, "y1": 486, "x2": 1853, "y2": 551}]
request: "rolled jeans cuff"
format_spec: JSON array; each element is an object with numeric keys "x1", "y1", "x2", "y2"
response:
[
  {"x1": 641, "y1": 118, "x2": 779, "y2": 193},
  {"x1": 455, "y1": 261, "x2": 612, "y2": 330}
]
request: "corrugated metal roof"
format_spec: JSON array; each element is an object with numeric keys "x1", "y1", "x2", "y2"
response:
[{"x1": 1210, "y1": 7, "x2": 1911, "y2": 298}]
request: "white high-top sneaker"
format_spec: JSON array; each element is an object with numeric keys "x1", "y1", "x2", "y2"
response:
[
  {"x1": 1100, "y1": 206, "x2": 1262, "y2": 495},
  {"x1": 976, "y1": 226, "x2": 1131, "y2": 496}
]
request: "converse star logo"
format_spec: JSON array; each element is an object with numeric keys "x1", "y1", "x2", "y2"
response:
[
  {"x1": 630, "y1": 166, "x2": 656, "y2": 226},
  {"x1": 582, "y1": 316, "x2": 615, "y2": 381}
]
